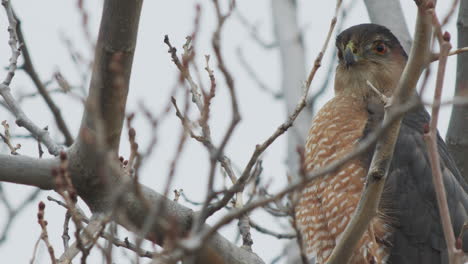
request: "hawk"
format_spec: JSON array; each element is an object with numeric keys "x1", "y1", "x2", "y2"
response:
[{"x1": 295, "y1": 24, "x2": 468, "y2": 264}]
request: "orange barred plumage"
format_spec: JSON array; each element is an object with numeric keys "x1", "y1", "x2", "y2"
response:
[{"x1": 295, "y1": 95, "x2": 390, "y2": 264}]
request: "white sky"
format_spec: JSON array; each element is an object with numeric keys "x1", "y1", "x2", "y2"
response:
[{"x1": 0, "y1": 1, "x2": 460, "y2": 263}]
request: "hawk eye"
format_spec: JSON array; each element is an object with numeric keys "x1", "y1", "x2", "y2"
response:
[{"x1": 374, "y1": 42, "x2": 387, "y2": 54}]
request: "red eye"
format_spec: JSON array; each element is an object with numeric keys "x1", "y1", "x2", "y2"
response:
[{"x1": 374, "y1": 42, "x2": 387, "y2": 54}]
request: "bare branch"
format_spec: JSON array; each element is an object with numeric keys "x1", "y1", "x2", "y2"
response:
[
  {"x1": 0, "y1": 0, "x2": 63, "y2": 155},
  {"x1": 14, "y1": 13, "x2": 74, "y2": 146},
  {"x1": 236, "y1": 47, "x2": 282, "y2": 99},
  {"x1": 0, "y1": 154, "x2": 56, "y2": 189},
  {"x1": 205, "y1": 0, "x2": 343, "y2": 222},
  {"x1": 424, "y1": 12, "x2": 465, "y2": 263},
  {"x1": 249, "y1": 220, "x2": 296, "y2": 239},
  {"x1": 431, "y1": 46, "x2": 468, "y2": 62},
  {"x1": 58, "y1": 214, "x2": 109, "y2": 264},
  {"x1": 0, "y1": 120, "x2": 21, "y2": 154},
  {"x1": 36, "y1": 201, "x2": 57, "y2": 264},
  {"x1": 164, "y1": 35, "x2": 204, "y2": 112},
  {"x1": 367, "y1": 80, "x2": 390, "y2": 105},
  {"x1": 308, "y1": 0, "x2": 357, "y2": 112},
  {"x1": 193, "y1": 98, "x2": 419, "y2": 255},
  {"x1": 235, "y1": 9, "x2": 277, "y2": 49},
  {"x1": 0, "y1": 186, "x2": 41, "y2": 244},
  {"x1": 1, "y1": 0, "x2": 19, "y2": 87},
  {"x1": 292, "y1": 212, "x2": 308, "y2": 264}
]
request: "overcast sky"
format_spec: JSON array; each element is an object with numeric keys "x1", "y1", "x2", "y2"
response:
[{"x1": 0, "y1": 1, "x2": 460, "y2": 263}]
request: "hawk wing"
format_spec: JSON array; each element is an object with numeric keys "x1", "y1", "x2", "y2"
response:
[{"x1": 381, "y1": 104, "x2": 468, "y2": 264}]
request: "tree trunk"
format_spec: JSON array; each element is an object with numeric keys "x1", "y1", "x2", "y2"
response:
[
  {"x1": 446, "y1": 1, "x2": 468, "y2": 182},
  {"x1": 271, "y1": 0, "x2": 312, "y2": 175}
]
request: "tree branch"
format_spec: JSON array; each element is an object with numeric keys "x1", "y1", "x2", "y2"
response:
[
  {"x1": 14, "y1": 14, "x2": 74, "y2": 146},
  {"x1": 205, "y1": 0, "x2": 343, "y2": 220},
  {"x1": 74, "y1": 0, "x2": 142, "y2": 153},
  {"x1": 59, "y1": 1, "x2": 265, "y2": 263},
  {"x1": 0, "y1": 0, "x2": 63, "y2": 155},
  {"x1": 446, "y1": 0, "x2": 468, "y2": 182},
  {"x1": 271, "y1": 0, "x2": 313, "y2": 174},
  {"x1": 0, "y1": 154, "x2": 56, "y2": 189},
  {"x1": 424, "y1": 11, "x2": 465, "y2": 263}
]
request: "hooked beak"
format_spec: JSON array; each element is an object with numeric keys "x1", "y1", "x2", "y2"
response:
[{"x1": 344, "y1": 42, "x2": 358, "y2": 68}]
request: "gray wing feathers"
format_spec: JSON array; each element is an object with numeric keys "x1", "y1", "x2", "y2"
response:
[{"x1": 381, "y1": 106, "x2": 468, "y2": 264}]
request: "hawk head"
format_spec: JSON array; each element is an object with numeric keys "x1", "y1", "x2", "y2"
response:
[{"x1": 334, "y1": 24, "x2": 408, "y2": 97}]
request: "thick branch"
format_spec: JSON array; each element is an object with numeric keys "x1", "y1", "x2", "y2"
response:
[
  {"x1": 100, "y1": 178, "x2": 265, "y2": 264},
  {"x1": 75, "y1": 0, "x2": 142, "y2": 153},
  {"x1": 60, "y1": 1, "x2": 264, "y2": 263},
  {"x1": 446, "y1": 0, "x2": 468, "y2": 182},
  {"x1": 0, "y1": 154, "x2": 56, "y2": 189},
  {"x1": 271, "y1": 0, "x2": 312, "y2": 174}
]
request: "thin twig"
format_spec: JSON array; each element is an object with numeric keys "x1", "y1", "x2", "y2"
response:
[
  {"x1": 14, "y1": 13, "x2": 74, "y2": 146},
  {"x1": 0, "y1": 120, "x2": 21, "y2": 154},
  {"x1": 47, "y1": 196, "x2": 154, "y2": 258},
  {"x1": 236, "y1": 47, "x2": 282, "y2": 99},
  {"x1": 62, "y1": 211, "x2": 71, "y2": 250},
  {"x1": 291, "y1": 206, "x2": 308, "y2": 264},
  {"x1": 0, "y1": 0, "x2": 62, "y2": 155},
  {"x1": 204, "y1": 0, "x2": 343, "y2": 221},
  {"x1": 192, "y1": 99, "x2": 420, "y2": 253},
  {"x1": 308, "y1": 0, "x2": 357, "y2": 112},
  {"x1": 234, "y1": 9, "x2": 277, "y2": 49},
  {"x1": 367, "y1": 80, "x2": 390, "y2": 105},
  {"x1": 441, "y1": 0, "x2": 460, "y2": 27},
  {"x1": 164, "y1": 36, "x2": 204, "y2": 112},
  {"x1": 36, "y1": 201, "x2": 57, "y2": 264},
  {"x1": 430, "y1": 46, "x2": 468, "y2": 62},
  {"x1": 249, "y1": 220, "x2": 296, "y2": 239},
  {"x1": 58, "y1": 214, "x2": 110, "y2": 264},
  {"x1": 0, "y1": 187, "x2": 41, "y2": 244},
  {"x1": 424, "y1": 10, "x2": 464, "y2": 264}
]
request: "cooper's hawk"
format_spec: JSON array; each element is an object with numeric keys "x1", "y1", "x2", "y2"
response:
[{"x1": 295, "y1": 24, "x2": 468, "y2": 264}]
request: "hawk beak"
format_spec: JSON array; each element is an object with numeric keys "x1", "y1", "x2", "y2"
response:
[{"x1": 344, "y1": 42, "x2": 358, "y2": 68}]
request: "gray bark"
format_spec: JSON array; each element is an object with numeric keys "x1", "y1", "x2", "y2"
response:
[
  {"x1": 271, "y1": 1, "x2": 315, "y2": 263},
  {"x1": 446, "y1": 1, "x2": 468, "y2": 183},
  {"x1": 271, "y1": 0, "x2": 313, "y2": 175},
  {"x1": 0, "y1": 154, "x2": 56, "y2": 189},
  {"x1": 77, "y1": 0, "x2": 141, "y2": 153},
  {"x1": 0, "y1": 153, "x2": 265, "y2": 264}
]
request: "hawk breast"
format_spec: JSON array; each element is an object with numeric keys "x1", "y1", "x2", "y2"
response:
[{"x1": 295, "y1": 95, "x2": 391, "y2": 264}]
